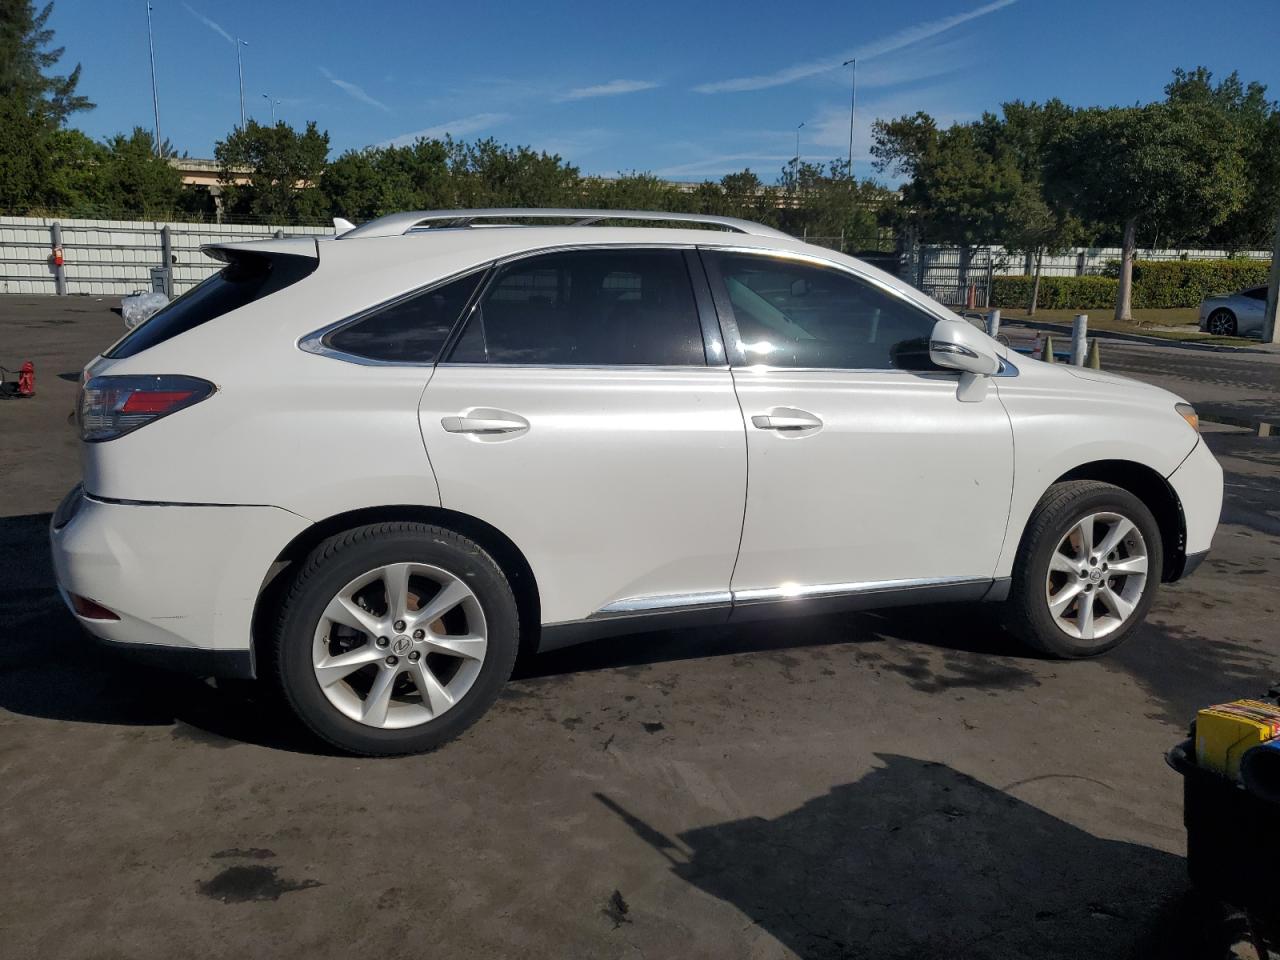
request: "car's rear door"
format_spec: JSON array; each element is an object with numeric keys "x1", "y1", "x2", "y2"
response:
[
  {"x1": 418, "y1": 247, "x2": 746, "y2": 631},
  {"x1": 701, "y1": 248, "x2": 1014, "y2": 612}
]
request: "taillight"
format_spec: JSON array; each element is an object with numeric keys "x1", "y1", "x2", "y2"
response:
[{"x1": 78, "y1": 375, "x2": 215, "y2": 442}]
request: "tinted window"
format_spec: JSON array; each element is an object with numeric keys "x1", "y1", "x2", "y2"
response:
[
  {"x1": 1243, "y1": 287, "x2": 1268, "y2": 301},
  {"x1": 326, "y1": 272, "x2": 483, "y2": 363},
  {"x1": 106, "y1": 252, "x2": 317, "y2": 359},
  {"x1": 706, "y1": 253, "x2": 938, "y2": 370},
  {"x1": 450, "y1": 250, "x2": 705, "y2": 366}
]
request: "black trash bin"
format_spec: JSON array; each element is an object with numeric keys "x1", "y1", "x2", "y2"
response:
[{"x1": 1168, "y1": 738, "x2": 1280, "y2": 923}]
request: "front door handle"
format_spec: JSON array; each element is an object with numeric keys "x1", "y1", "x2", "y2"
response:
[
  {"x1": 441, "y1": 410, "x2": 530, "y2": 434},
  {"x1": 751, "y1": 408, "x2": 823, "y2": 431}
]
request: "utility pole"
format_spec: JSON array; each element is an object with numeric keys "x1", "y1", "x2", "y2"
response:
[
  {"x1": 1265, "y1": 205, "x2": 1280, "y2": 344},
  {"x1": 842, "y1": 58, "x2": 856, "y2": 180},
  {"x1": 236, "y1": 38, "x2": 249, "y2": 129},
  {"x1": 145, "y1": 2, "x2": 161, "y2": 156}
]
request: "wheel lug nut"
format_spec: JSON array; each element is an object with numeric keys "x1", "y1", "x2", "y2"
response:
[
  {"x1": 385, "y1": 655, "x2": 398, "y2": 666},
  {"x1": 1089, "y1": 556, "x2": 1097, "y2": 565},
  {"x1": 394, "y1": 620, "x2": 406, "y2": 632},
  {"x1": 413, "y1": 629, "x2": 425, "y2": 640},
  {"x1": 408, "y1": 651, "x2": 420, "y2": 662},
  {"x1": 376, "y1": 636, "x2": 389, "y2": 648}
]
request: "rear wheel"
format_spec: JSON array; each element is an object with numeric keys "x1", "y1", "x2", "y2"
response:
[
  {"x1": 1006, "y1": 481, "x2": 1162, "y2": 658},
  {"x1": 1207, "y1": 308, "x2": 1237, "y2": 336},
  {"x1": 274, "y1": 522, "x2": 518, "y2": 755}
]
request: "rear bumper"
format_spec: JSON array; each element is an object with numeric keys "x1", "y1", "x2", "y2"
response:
[{"x1": 50, "y1": 487, "x2": 310, "y2": 677}]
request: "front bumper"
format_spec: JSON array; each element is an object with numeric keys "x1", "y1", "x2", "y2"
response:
[
  {"x1": 50, "y1": 487, "x2": 310, "y2": 677},
  {"x1": 1166, "y1": 438, "x2": 1224, "y2": 576}
]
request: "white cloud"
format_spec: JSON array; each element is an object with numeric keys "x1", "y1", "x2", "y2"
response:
[
  {"x1": 380, "y1": 113, "x2": 510, "y2": 147},
  {"x1": 556, "y1": 79, "x2": 661, "y2": 103},
  {"x1": 320, "y1": 67, "x2": 392, "y2": 113},
  {"x1": 182, "y1": 3, "x2": 233, "y2": 44},
  {"x1": 693, "y1": 0, "x2": 1018, "y2": 93}
]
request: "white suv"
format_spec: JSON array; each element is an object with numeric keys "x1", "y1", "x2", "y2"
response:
[{"x1": 51, "y1": 209, "x2": 1223, "y2": 755}]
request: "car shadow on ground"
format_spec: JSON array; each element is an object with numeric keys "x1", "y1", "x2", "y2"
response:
[
  {"x1": 597, "y1": 754, "x2": 1235, "y2": 959},
  {"x1": 5, "y1": 508, "x2": 1275, "y2": 759}
]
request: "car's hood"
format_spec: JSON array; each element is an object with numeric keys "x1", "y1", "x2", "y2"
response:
[{"x1": 1060, "y1": 364, "x2": 1187, "y2": 403}]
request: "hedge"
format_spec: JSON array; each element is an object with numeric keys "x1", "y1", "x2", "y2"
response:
[
  {"x1": 1127, "y1": 259, "x2": 1271, "y2": 308},
  {"x1": 992, "y1": 259, "x2": 1271, "y2": 311},
  {"x1": 991, "y1": 275, "x2": 1117, "y2": 310}
]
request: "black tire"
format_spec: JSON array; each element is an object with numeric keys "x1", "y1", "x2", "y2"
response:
[
  {"x1": 1006, "y1": 480, "x2": 1163, "y2": 658},
  {"x1": 274, "y1": 522, "x2": 519, "y2": 756},
  {"x1": 1207, "y1": 308, "x2": 1237, "y2": 337}
]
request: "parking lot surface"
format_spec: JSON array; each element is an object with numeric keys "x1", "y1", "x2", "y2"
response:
[{"x1": 2, "y1": 295, "x2": 1278, "y2": 959}]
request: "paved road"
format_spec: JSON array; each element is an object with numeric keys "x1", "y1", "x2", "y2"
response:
[{"x1": 1, "y1": 296, "x2": 1278, "y2": 959}]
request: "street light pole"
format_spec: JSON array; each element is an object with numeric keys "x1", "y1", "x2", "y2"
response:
[
  {"x1": 795, "y1": 121, "x2": 805, "y2": 166},
  {"x1": 842, "y1": 58, "x2": 857, "y2": 181},
  {"x1": 261, "y1": 93, "x2": 278, "y2": 124},
  {"x1": 236, "y1": 38, "x2": 249, "y2": 129},
  {"x1": 1264, "y1": 205, "x2": 1280, "y2": 344},
  {"x1": 145, "y1": 2, "x2": 161, "y2": 156}
]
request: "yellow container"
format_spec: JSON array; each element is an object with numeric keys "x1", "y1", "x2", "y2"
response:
[{"x1": 1196, "y1": 700, "x2": 1280, "y2": 780}]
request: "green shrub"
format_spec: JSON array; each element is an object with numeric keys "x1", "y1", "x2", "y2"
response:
[
  {"x1": 1129, "y1": 259, "x2": 1271, "y2": 308},
  {"x1": 991, "y1": 259, "x2": 1271, "y2": 310},
  {"x1": 991, "y1": 275, "x2": 1118, "y2": 310}
]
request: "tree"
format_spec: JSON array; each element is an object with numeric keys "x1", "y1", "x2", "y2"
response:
[
  {"x1": 0, "y1": 0, "x2": 92, "y2": 122},
  {"x1": 1049, "y1": 101, "x2": 1248, "y2": 321},
  {"x1": 215, "y1": 120, "x2": 331, "y2": 222},
  {"x1": 96, "y1": 128, "x2": 184, "y2": 219},
  {"x1": 1165, "y1": 67, "x2": 1280, "y2": 252}
]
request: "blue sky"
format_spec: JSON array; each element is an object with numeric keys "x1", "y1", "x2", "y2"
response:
[{"x1": 52, "y1": 0, "x2": 1280, "y2": 183}]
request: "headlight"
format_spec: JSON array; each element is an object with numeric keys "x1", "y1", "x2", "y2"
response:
[{"x1": 1175, "y1": 402, "x2": 1199, "y2": 434}]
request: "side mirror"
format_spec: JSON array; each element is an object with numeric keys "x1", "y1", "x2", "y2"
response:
[{"x1": 928, "y1": 319, "x2": 1001, "y2": 376}]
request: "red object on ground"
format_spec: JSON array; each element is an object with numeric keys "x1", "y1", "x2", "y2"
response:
[{"x1": 17, "y1": 361, "x2": 34, "y2": 397}]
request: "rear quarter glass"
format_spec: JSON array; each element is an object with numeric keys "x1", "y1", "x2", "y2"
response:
[{"x1": 105, "y1": 252, "x2": 317, "y2": 359}]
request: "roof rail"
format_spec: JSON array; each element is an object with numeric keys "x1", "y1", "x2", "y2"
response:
[{"x1": 336, "y1": 208, "x2": 792, "y2": 241}]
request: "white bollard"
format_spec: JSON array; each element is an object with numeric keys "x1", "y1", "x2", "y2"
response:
[{"x1": 1072, "y1": 314, "x2": 1088, "y2": 366}]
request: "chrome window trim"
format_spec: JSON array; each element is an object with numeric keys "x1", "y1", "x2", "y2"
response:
[{"x1": 438, "y1": 362, "x2": 731, "y2": 373}]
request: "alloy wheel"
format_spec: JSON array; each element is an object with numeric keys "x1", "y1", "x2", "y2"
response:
[
  {"x1": 1045, "y1": 511, "x2": 1149, "y2": 642},
  {"x1": 311, "y1": 562, "x2": 488, "y2": 729}
]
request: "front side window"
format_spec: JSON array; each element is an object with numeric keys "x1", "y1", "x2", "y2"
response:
[
  {"x1": 705, "y1": 252, "x2": 939, "y2": 370},
  {"x1": 449, "y1": 249, "x2": 705, "y2": 366},
  {"x1": 324, "y1": 271, "x2": 484, "y2": 364}
]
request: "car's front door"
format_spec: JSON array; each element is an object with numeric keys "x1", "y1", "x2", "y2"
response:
[
  {"x1": 701, "y1": 249, "x2": 1014, "y2": 610},
  {"x1": 419, "y1": 247, "x2": 746, "y2": 629}
]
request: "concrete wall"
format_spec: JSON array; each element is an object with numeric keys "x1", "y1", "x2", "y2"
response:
[{"x1": 0, "y1": 216, "x2": 333, "y2": 297}]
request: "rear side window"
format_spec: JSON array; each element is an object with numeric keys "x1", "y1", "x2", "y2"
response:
[
  {"x1": 448, "y1": 249, "x2": 705, "y2": 366},
  {"x1": 325, "y1": 272, "x2": 483, "y2": 364},
  {"x1": 106, "y1": 252, "x2": 317, "y2": 359},
  {"x1": 1243, "y1": 287, "x2": 1268, "y2": 301}
]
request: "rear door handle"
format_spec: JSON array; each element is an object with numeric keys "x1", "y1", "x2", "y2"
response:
[
  {"x1": 441, "y1": 410, "x2": 530, "y2": 434},
  {"x1": 751, "y1": 408, "x2": 823, "y2": 431}
]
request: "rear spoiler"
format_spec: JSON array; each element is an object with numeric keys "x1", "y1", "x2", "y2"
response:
[{"x1": 200, "y1": 237, "x2": 320, "y2": 263}]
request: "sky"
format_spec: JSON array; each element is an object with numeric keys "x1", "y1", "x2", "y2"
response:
[{"x1": 49, "y1": 0, "x2": 1280, "y2": 183}]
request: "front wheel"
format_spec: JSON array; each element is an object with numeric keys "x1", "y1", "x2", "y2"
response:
[
  {"x1": 273, "y1": 522, "x2": 519, "y2": 756},
  {"x1": 1206, "y1": 308, "x2": 1237, "y2": 337},
  {"x1": 1006, "y1": 480, "x2": 1163, "y2": 658}
]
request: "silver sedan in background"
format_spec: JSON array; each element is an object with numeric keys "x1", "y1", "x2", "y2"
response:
[{"x1": 1198, "y1": 285, "x2": 1269, "y2": 337}]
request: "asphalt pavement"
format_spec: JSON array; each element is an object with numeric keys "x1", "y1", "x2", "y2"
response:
[{"x1": 1, "y1": 295, "x2": 1278, "y2": 959}]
